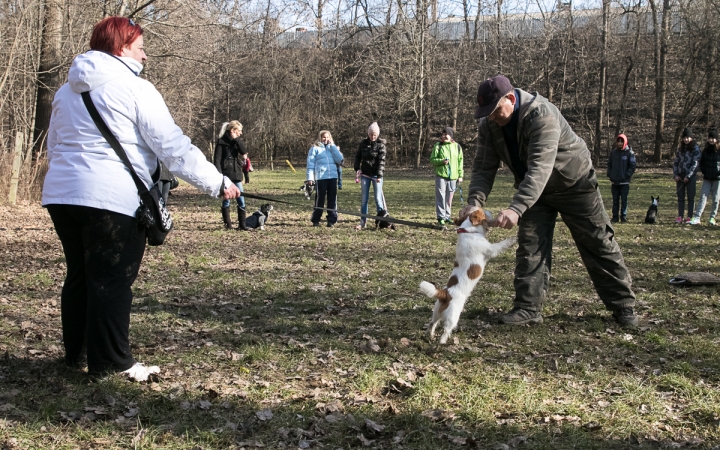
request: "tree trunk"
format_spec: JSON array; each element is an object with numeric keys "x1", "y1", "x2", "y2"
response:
[
  {"x1": 32, "y1": 0, "x2": 63, "y2": 160},
  {"x1": 651, "y1": 0, "x2": 671, "y2": 163},
  {"x1": 415, "y1": 0, "x2": 427, "y2": 169},
  {"x1": 496, "y1": 0, "x2": 503, "y2": 73},
  {"x1": 705, "y1": 35, "x2": 716, "y2": 127},
  {"x1": 316, "y1": 0, "x2": 324, "y2": 49},
  {"x1": 593, "y1": 0, "x2": 609, "y2": 163}
]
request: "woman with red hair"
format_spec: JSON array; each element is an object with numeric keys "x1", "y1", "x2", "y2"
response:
[{"x1": 42, "y1": 17, "x2": 240, "y2": 381}]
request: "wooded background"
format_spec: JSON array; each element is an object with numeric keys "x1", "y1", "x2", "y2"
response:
[{"x1": 1, "y1": 0, "x2": 718, "y2": 202}]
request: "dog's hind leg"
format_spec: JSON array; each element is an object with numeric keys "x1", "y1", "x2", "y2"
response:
[
  {"x1": 428, "y1": 303, "x2": 442, "y2": 338},
  {"x1": 438, "y1": 305, "x2": 460, "y2": 344}
]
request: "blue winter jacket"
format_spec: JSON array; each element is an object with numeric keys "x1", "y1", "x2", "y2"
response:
[
  {"x1": 607, "y1": 146, "x2": 636, "y2": 185},
  {"x1": 307, "y1": 143, "x2": 344, "y2": 181}
]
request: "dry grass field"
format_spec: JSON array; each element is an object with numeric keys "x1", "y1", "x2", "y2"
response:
[{"x1": 1, "y1": 168, "x2": 719, "y2": 449}]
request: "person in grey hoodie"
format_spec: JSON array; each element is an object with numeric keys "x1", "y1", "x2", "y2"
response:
[
  {"x1": 461, "y1": 75, "x2": 637, "y2": 328},
  {"x1": 607, "y1": 133, "x2": 636, "y2": 223}
]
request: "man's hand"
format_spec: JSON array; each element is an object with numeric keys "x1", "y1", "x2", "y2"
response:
[
  {"x1": 305, "y1": 180, "x2": 315, "y2": 186},
  {"x1": 444, "y1": 159, "x2": 449, "y2": 165},
  {"x1": 457, "y1": 178, "x2": 463, "y2": 183},
  {"x1": 223, "y1": 183, "x2": 241, "y2": 200},
  {"x1": 674, "y1": 176, "x2": 680, "y2": 182},
  {"x1": 495, "y1": 209, "x2": 520, "y2": 230},
  {"x1": 683, "y1": 177, "x2": 689, "y2": 183}
]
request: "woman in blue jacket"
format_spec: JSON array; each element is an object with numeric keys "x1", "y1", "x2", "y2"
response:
[{"x1": 306, "y1": 130, "x2": 344, "y2": 227}]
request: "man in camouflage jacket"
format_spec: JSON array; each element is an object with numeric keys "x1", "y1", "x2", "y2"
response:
[{"x1": 462, "y1": 75, "x2": 637, "y2": 327}]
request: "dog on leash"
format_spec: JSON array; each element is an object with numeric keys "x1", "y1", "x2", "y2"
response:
[
  {"x1": 300, "y1": 183, "x2": 315, "y2": 200},
  {"x1": 245, "y1": 203, "x2": 273, "y2": 230},
  {"x1": 375, "y1": 209, "x2": 396, "y2": 230},
  {"x1": 419, "y1": 209, "x2": 516, "y2": 344},
  {"x1": 644, "y1": 196, "x2": 659, "y2": 224}
]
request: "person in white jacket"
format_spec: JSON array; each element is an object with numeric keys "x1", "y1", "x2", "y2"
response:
[{"x1": 41, "y1": 17, "x2": 240, "y2": 381}]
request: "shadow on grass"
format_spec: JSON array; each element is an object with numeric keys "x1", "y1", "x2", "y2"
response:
[{"x1": 0, "y1": 356, "x2": 679, "y2": 450}]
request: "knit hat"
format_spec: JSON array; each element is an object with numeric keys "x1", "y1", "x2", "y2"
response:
[
  {"x1": 443, "y1": 127, "x2": 454, "y2": 139},
  {"x1": 682, "y1": 127, "x2": 693, "y2": 138},
  {"x1": 709, "y1": 128, "x2": 718, "y2": 140},
  {"x1": 368, "y1": 122, "x2": 380, "y2": 136},
  {"x1": 474, "y1": 75, "x2": 514, "y2": 118}
]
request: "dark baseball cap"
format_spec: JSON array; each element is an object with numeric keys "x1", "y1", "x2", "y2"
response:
[{"x1": 474, "y1": 75, "x2": 514, "y2": 119}]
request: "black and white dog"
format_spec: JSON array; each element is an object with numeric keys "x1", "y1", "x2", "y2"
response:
[
  {"x1": 375, "y1": 209, "x2": 396, "y2": 230},
  {"x1": 300, "y1": 183, "x2": 315, "y2": 200},
  {"x1": 644, "y1": 196, "x2": 659, "y2": 224},
  {"x1": 245, "y1": 203, "x2": 274, "y2": 230}
]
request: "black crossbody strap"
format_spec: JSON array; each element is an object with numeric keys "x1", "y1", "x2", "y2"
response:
[{"x1": 81, "y1": 91, "x2": 149, "y2": 196}]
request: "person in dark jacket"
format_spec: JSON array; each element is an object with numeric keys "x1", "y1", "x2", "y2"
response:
[
  {"x1": 607, "y1": 134, "x2": 636, "y2": 223},
  {"x1": 462, "y1": 75, "x2": 636, "y2": 327},
  {"x1": 354, "y1": 122, "x2": 387, "y2": 230},
  {"x1": 689, "y1": 128, "x2": 720, "y2": 225},
  {"x1": 214, "y1": 120, "x2": 248, "y2": 230},
  {"x1": 672, "y1": 127, "x2": 701, "y2": 223}
]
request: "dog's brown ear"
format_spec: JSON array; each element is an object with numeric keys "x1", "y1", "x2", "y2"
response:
[
  {"x1": 453, "y1": 217, "x2": 464, "y2": 226},
  {"x1": 469, "y1": 209, "x2": 487, "y2": 226}
]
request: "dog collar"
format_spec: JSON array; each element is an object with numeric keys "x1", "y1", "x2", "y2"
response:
[{"x1": 457, "y1": 228, "x2": 481, "y2": 233}]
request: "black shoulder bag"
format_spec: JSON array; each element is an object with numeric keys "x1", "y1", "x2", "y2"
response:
[{"x1": 81, "y1": 91, "x2": 173, "y2": 246}]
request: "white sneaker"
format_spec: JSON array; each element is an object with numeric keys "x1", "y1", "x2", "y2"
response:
[{"x1": 121, "y1": 362, "x2": 160, "y2": 382}]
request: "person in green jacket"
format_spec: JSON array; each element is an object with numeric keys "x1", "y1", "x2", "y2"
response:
[{"x1": 430, "y1": 127, "x2": 463, "y2": 225}]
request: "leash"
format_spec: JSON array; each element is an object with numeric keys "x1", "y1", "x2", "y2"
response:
[{"x1": 240, "y1": 191, "x2": 445, "y2": 230}]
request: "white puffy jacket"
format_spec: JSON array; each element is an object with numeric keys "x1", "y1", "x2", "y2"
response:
[{"x1": 42, "y1": 51, "x2": 225, "y2": 217}]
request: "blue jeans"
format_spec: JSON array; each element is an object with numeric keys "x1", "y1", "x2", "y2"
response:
[
  {"x1": 694, "y1": 179, "x2": 720, "y2": 220},
  {"x1": 221, "y1": 181, "x2": 246, "y2": 210},
  {"x1": 359, "y1": 176, "x2": 385, "y2": 225},
  {"x1": 611, "y1": 184, "x2": 629, "y2": 220}
]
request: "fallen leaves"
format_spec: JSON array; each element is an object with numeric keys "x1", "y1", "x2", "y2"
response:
[
  {"x1": 256, "y1": 408, "x2": 273, "y2": 421},
  {"x1": 422, "y1": 409, "x2": 456, "y2": 422}
]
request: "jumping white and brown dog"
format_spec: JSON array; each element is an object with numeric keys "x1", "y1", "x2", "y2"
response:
[{"x1": 420, "y1": 209, "x2": 516, "y2": 344}]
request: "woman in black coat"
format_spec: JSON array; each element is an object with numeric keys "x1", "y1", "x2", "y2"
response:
[
  {"x1": 353, "y1": 122, "x2": 387, "y2": 230},
  {"x1": 214, "y1": 120, "x2": 248, "y2": 230}
]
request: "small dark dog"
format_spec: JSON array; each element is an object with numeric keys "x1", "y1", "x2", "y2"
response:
[
  {"x1": 245, "y1": 203, "x2": 273, "y2": 230},
  {"x1": 300, "y1": 183, "x2": 315, "y2": 200},
  {"x1": 644, "y1": 196, "x2": 659, "y2": 224},
  {"x1": 375, "y1": 209, "x2": 396, "y2": 230}
]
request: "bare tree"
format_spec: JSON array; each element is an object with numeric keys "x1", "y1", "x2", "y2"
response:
[{"x1": 32, "y1": 0, "x2": 64, "y2": 160}]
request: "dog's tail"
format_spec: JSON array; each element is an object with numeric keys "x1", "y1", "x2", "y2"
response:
[{"x1": 420, "y1": 281, "x2": 452, "y2": 303}]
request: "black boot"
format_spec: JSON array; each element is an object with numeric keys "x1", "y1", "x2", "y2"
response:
[
  {"x1": 221, "y1": 207, "x2": 232, "y2": 230},
  {"x1": 237, "y1": 208, "x2": 248, "y2": 231}
]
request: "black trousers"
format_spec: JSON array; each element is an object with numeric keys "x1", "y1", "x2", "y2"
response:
[
  {"x1": 311, "y1": 178, "x2": 338, "y2": 225},
  {"x1": 514, "y1": 170, "x2": 636, "y2": 312},
  {"x1": 676, "y1": 175, "x2": 697, "y2": 218},
  {"x1": 47, "y1": 204, "x2": 146, "y2": 375}
]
